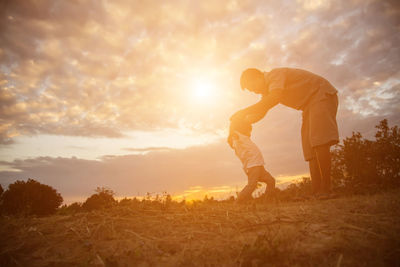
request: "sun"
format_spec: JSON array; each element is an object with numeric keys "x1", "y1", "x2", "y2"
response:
[{"x1": 190, "y1": 78, "x2": 216, "y2": 104}]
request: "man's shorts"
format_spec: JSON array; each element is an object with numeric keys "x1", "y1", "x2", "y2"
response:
[{"x1": 301, "y1": 93, "x2": 339, "y2": 161}]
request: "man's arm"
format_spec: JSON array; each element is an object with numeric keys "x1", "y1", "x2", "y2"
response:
[{"x1": 230, "y1": 90, "x2": 281, "y2": 124}]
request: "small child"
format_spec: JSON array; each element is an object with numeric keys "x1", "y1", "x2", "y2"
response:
[{"x1": 228, "y1": 117, "x2": 275, "y2": 203}]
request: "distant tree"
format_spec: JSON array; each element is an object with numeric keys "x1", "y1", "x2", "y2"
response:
[
  {"x1": 118, "y1": 197, "x2": 132, "y2": 206},
  {"x1": 0, "y1": 179, "x2": 63, "y2": 216},
  {"x1": 374, "y1": 119, "x2": 400, "y2": 185},
  {"x1": 165, "y1": 194, "x2": 172, "y2": 204},
  {"x1": 203, "y1": 195, "x2": 215, "y2": 203},
  {"x1": 331, "y1": 119, "x2": 400, "y2": 192},
  {"x1": 82, "y1": 187, "x2": 116, "y2": 211},
  {"x1": 0, "y1": 184, "x2": 3, "y2": 212}
]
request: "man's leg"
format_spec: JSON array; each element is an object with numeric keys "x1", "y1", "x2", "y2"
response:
[
  {"x1": 314, "y1": 144, "x2": 332, "y2": 194},
  {"x1": 309, "y1": 157, "x2": 322, "y2": 194},
  {"x1": 301, "y1": 106, "x2": 320, "y2": 195},
  {"x1": 307, "y1": 93, "x2": 339, "y2": 195}
]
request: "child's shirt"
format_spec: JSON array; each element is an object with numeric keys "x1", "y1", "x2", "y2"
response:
[{"x1": 231, "y1": 130, "x2": 265, "y2": 170}]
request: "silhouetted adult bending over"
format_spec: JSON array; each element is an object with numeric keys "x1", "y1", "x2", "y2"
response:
[{"x1": 229, "y1": 67, "x2": 339, "y2": 198}]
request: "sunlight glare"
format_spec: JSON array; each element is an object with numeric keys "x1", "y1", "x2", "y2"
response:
[{"x1": 191, "y1": 78, "x2": 216, "y2": 104}]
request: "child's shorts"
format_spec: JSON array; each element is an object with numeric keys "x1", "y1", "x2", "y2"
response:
[{"x1": 301, "y1": 93, "x2": 339, "y2": 161}]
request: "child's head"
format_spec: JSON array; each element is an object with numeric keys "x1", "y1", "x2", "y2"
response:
[{"x1": 230, "y1": 117, "x2": 252, "y2": 137}]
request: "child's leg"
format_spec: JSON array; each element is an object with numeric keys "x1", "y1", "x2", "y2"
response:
[
  {"x1": 237, "y1": 166, "x2": 261, "y2": 202},
  {"x1": 259, "y1": 167, "x2": 275, "y2": 193}
]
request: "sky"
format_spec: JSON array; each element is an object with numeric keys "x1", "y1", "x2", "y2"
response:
[{"x1": 0, "y1": 0, "x2": 399, "y2": 204}]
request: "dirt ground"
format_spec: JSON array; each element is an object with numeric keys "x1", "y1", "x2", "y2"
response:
[{"x1": 1, "y1": 190, "x2": 399, "y2": 267}]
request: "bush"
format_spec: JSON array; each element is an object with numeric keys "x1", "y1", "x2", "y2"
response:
[
  {"x1": 57, "y1": 202, "x2": 83, "y2": 215},
  {"x1": 118, "y1": 197, "x2": 133, "y2": 206},
  {"x1": 374, "y1": 119, "x2": 400, "y2": 185},
  {"x1": 331, "y1": 119, "x2": 400, "y2": 192},
  {"x1": 82, "y1": 187, "x2": 116, "y2": 211},
  {"x1": 277, "y1": 177, "x2": 312, "y2": 200},
  {"x1": 0, "y1": 178, "x2": 63, "y2": 216}
]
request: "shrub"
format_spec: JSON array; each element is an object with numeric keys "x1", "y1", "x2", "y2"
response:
[
  {"x1": 118, "y1": 197, "x2": 133, "y2": 206},
  {"x1": 0, "y1": 178, "x2": 63, "y2": 216},
  {"x1": 82, "y1": 187, "x2": 116, "y2": 211},
  {"x1": 57, "y1": 202, "x2": 83, "y2": 215},
  {"x1": 331, "y1": 119, "x2": 400, "y2": 192},
  {"x1": 277, "y1": 177, "x2": 312, "y2": 200},
  {"x1": 374, "y1": 119, "x2": 400, "y2": 185}
]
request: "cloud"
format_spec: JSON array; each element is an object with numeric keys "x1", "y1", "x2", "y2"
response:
[
  {"x1": 0, "y1": 141, "x2": 244, "y2": 201},
  {"x1": 123, "y1": 146, "x2": 176, "y2": 153}
]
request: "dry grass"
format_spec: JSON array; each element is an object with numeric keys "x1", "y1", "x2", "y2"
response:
[{"x1": 1, "y1": 189, "x2": 400, "y2": 267}]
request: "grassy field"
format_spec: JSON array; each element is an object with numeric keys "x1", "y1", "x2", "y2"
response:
[{"x1": 1, "y1": 189, "x2": 399, "y2": 267}]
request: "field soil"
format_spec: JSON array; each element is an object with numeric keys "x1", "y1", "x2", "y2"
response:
[{"x1": 1, "y1": 190, "x2": 400, "y2": 267}]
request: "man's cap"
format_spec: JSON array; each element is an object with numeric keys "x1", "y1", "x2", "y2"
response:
[{"x1": 240, "y1": 68, "x2": 263, "y2": 90}]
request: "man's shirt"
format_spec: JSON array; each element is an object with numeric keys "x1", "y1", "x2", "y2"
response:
[{"x1": 263, "y1": 68, "x2": 338, "y2": 110}]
